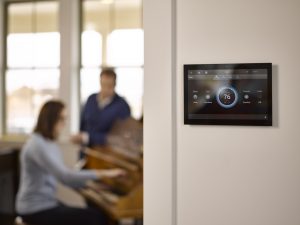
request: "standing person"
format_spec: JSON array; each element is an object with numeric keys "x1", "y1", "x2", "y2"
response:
[
  {"x1": 71, "y1": 68, "x2": 130, "y2": 147},
  {"x1": 16, "y1": 100, "x2": 125, "y2": 225}
]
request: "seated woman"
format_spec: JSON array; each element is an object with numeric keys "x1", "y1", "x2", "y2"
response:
[{"x1": 16, "y1": 100, "x2": 124, "y2": 225}]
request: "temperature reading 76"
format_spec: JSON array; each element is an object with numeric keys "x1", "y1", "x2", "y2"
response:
[{"x1": 224, "y1": 93, "x2": 231, "y2": 99}]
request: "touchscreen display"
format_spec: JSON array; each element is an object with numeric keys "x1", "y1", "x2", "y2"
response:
[{"x1": 184, "y1": 63, "x2": 272, "y2": 126}]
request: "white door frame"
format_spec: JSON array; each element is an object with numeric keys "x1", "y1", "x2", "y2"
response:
[{"x1": 144, "y1": 0, "x2": 177, "y2": 225}]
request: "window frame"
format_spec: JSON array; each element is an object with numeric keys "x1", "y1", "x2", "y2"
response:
[{"x1": 1, "y1": 0, "x2": 60, "y2": 138}]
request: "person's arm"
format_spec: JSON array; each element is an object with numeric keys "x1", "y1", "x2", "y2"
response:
[
  {"x1": 119, "y1": 99, "x2": 131, "y2": 119},
  {"x1": 33, "y1": 143, "x2": 98, "y2": 189},
  {"x1": 87, "y1": 131, "x2": 106, "y2": 146},
  {"x1": 33, "y1": 144, "x2": 126, "y2": 189}
]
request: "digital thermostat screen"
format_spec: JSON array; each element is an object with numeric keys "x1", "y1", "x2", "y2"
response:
[{"x1": 184, "y1": 63, "x2": 272, "y2": 126}]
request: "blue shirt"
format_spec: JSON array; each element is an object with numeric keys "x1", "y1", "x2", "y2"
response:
[
  {"x1": 80, "y1": 93, "x2": 130, "y2": 146},
  {"x1": 16, "y1": 133, "x2": 98, "y2": 215}
]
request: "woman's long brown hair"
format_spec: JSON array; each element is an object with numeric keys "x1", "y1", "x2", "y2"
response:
[{"x1": 34, "y1": 100, "x2": 65, "y2": 140}]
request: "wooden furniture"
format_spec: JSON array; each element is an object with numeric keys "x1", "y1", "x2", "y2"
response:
[{"x1": 79, "y1": 118, "x2": 143, "y2": 224}]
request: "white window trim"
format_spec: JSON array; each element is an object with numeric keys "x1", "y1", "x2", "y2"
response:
[
  {"x1": 0, "y1": 1, "x2": 5, "y2": 137},
  {"x1": 59, "y1": 0, "x2": 80, "y2": 141},
  {"x1": 0, "y1": 0, "x2": 81, "y2": 141}
]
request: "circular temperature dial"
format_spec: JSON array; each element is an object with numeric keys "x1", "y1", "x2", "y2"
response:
[{"x1": 216, "y1": 87, "x2": 238, "y2": 109}]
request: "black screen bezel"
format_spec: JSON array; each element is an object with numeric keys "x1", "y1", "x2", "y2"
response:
[{"x1": 184, "y1": 63, "x2": 272, "y2": 126}]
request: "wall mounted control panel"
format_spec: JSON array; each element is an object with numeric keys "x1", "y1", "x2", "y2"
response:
[{"x1": 184, "y1": 63, "x2": 272, "y2": 126}]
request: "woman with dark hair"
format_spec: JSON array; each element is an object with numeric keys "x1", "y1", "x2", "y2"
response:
[{"x1": 16, "y1": 100, "x2": 124, "y2": 225}]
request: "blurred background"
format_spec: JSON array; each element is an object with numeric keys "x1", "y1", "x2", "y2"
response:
[
  {"x1": 0, "y1": 1, "x2": 144, "y2": 224},
  {"x1": 4, "y1": 0, "x2": 143, "y2": 135}
]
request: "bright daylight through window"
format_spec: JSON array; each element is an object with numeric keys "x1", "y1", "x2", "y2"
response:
[{"x1": 5, "y1": 1, "x2": 60, "y2": 134}]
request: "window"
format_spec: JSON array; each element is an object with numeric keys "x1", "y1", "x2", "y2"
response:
[
  {"x1": 81, "y1": 0, "x2": 143, "y2": 119},
  {"x1": 5, "y1": 1, "x2": 60, "y2": 134},
  {"x1": 107, "y1": 29, "x2": 144, "y2": 66}
]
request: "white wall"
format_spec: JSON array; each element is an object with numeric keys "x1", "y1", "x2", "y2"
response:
[{"x1": 176, "y1": 0, "x2": 300, "y2": 225}]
